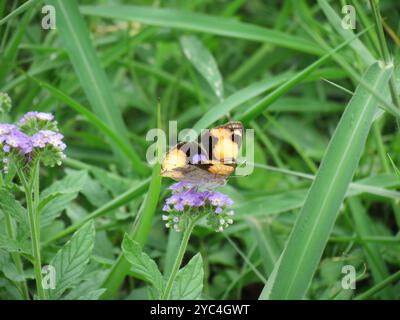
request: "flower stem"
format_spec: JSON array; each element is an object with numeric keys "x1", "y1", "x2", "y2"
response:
[
  {"x1": 162, "y1": 217, "x2": 197, "y2": 299},
  {"x1": 17, "y1": 163, "x2": 46, "y2": 300}
]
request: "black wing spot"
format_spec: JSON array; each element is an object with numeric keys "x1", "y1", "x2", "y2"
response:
[{"x1": 201, "y1": 132, "x2": 218, "y2": 160}]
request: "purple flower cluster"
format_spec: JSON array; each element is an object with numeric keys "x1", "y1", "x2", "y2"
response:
[
  {"x1": 0, "y1": 111, "x2": 66, "y2": 173},
  {"x1": 18, "y1": 111, "x2": 54, "y2": 125},
  {"x1": 162, "y1": 181, "x2": 235, "y2": 232},
  {"x1": 31, "y1": 130, "x2": 66, "y2": 151},
  {"x1": 0, "y1": 124, "x2": 32, "y2": 154}
]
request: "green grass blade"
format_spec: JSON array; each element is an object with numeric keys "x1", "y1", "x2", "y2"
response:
[
  {"x1": 248, "y1": 218, "x2": 279, "y2": 276},
  {"x1": 45, "y1": 0, "x2": 134, "y2": 169},
  {"x1": 79, "y1": 5, "x2": 323, "y2": 55},
  {"x1": 354, "y1": 270, "x2": 400, "y2": 300},
  {"x1": 180, "y1": 35, "x2": 224, "y2": 100},
  {"x1": 0, "y1": 9, "x2": 34, "y2": 84},
  {"x1": 237, "y1": 29, "x2": 370, "y2": 123},
  {"x1": 100, "y1": 105, "x2": 163, "y2": 299},
  {"x1": 348, "y1": 198, "x2": 395, "y2": 299},
  {"x1": 193, "y1": 73, "x2": 290, "y2": 133},
  {"x1": 259, "y1": 62, "x2": 392, "y2": 300},
  {"x1": 0, "y1": 0, "x2": 37, "y2": 26},
  {"x1": 318, "y1": 0, "x2": 375, "y2": 66}
]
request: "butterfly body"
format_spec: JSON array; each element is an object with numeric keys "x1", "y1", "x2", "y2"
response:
[{"x1": 161, "y1": 121, "x2": 243, "y2": 188}]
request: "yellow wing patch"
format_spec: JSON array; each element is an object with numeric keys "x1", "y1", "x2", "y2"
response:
[{"x1": 161, "y1": 121, "x2": 244, "y2": 188}]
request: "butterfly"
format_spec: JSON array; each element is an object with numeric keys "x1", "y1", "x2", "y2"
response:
[{"x1": 161, "y1": 121, "x2": 244, "y2": 188}]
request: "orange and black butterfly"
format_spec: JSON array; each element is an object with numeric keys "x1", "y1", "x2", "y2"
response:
[{"x1": 161, "y1": 121, "x2": 243, "y2": 188}]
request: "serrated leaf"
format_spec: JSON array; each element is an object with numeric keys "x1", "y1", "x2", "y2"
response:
[
  {"x1": 46, "y1": 221, "x2": 95, "y2": 299},
  {"x1": 40, "y1": 170, "x2": 88, "y2": 227},
  {"x1": 64, "y1": 269, "x2": 108, "y2": 300},
  {"x1": 122, "y1": 235, "x2": 164, "y2": 298},
  {"x1": 41, "y1": 170, "x2": 88, "y2": 198},
  {"x1": 0, "y1": 189, "x2": 28, "y2": 227},
  {"x1": 81, "y1": 176, "x2": 111, "y2": 207},
  {"x1": 77, "y1": 288, "x2": 106, "y2": 300},
  {"x1": 0, "y1": 234, "x2": 31, "y2": 259},
  {"x1": 41, "y1": 193, "x2": 78, "y2": 227},
  {"x1": 170, "y1": 253, "x2": 204, "y2": 300}
]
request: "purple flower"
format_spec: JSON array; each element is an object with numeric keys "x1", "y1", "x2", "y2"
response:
[
  {"x1": 0, "y1": 124, "x2": 17, "y2": 135},
  {"x1": 208, "y1": 192, "x2": 234, "y2": 207},
  {"x1": 174, "y1": 202, "x2": 184, "y2": 211},
  {"x1": 162, "y1": 182, "x2": 235, "y2": 232},
  {"x1": 215, "y1": 207, "x2": 223, "y2": 214},
  {"x1": 168, "y1": 181, "x2": 194, "y2": 193},
  {"x1": 1, "y1": 127, "x2": 32, "y2": 154},
  {"x1": 31, "y1": 132, "x2": 46, "y2": 148},
  {"x1": 18, "y1": 111, "x2": 54, "y2": 125},
  {"x1": 1, "y1": 110, "x2": 66, "y2": 170},
  {"x1": 166, "y1": 193, "x2": 181, "y2": 205},
  {"x1": 31, "y1": 130, "x2": 66, "y2": 151}
]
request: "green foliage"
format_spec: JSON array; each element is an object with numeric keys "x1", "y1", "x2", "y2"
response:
[
  {"x1": 46, "y1": 221, "x2": 96, "y2": 299},
  {"x1": 170, "y1": 253, "x2": 204, "y2": 300},
  {"x1": 122, "y1": 234, "x2": 164, "y2": 298},
  {"x1": 1, "y1": 0, "x2": 400, "y2": 301}
]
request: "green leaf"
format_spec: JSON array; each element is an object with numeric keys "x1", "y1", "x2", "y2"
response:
[
  {"x1": 259, "y1": 62, "x2": 392, "y2": 299},
  {"x1": 122, "y1": 235, "x2": 164, "y2": 298},
  {"x1": 41, "y1": 170, "x2": 88, "y2": 198},
  {"x1": 81, "y1": 176, "x2": 111, "y2": 208},
  {"x1": 46, "y1": 221, "x2": 96, "y2": 299},
  {"x1": 40, "y1": 170, "x2": 88, "y2": 227},
  {"x1": 0, "y1": 189, "x2": 28, "y2": 228},
  {"x1": 170, "y1": 253, "x2": 204, "y2": 300},
  {"x1": 77, "y1": 289, "x2": 106, "y2": 300},
  {"x1": 180, "y1": 35, "x2": 224, "y2": 100},
  {"x1": 80, "y1": 5, "x2": 323, "y2": 55}
]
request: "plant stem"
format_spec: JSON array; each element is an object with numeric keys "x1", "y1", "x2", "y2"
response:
[
  {"x1": 162, "y1": 217, "x2": 197, "y2": 299},
  {"x1": 17, "y1": 164, "x2": 46, "y2": 300}
]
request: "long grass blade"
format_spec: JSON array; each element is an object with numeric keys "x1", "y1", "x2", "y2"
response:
[
  {"x1": 79, "y1": 5, "x2": 323, "y2": 55},
  {"x1": 100, "y1": 105, "x2": 163, "y2": 299},
  {"x1": 259, "y1": 62, "x2": 392, "y2": 299},
  {"x1": 45, "y1": 0, "x2": 135, "y2": 170}
]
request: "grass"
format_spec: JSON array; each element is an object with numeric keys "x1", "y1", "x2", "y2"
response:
[{"x1": 0, "y1": 0, "x2": 399, "y2": 301}]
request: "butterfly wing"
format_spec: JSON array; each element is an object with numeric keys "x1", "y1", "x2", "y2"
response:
[
  {"x1": 161, "y1": 121, "x2": 243, "y2": 187},
  {"x1": 200, "y1": 121, "x2": 243, "y2": 163}
]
